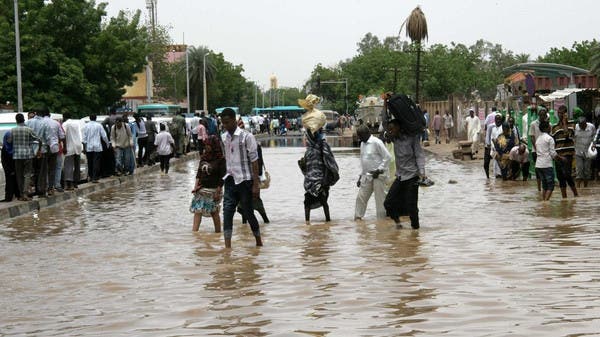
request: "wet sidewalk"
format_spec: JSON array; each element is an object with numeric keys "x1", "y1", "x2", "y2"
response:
[{"x1": 0, "y1": 152, "x2": 199, "y2": 221}]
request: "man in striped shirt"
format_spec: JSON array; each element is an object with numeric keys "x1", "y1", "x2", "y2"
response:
[{"x1": 220, "y1": 108, "x2": 262, "y2": 249}]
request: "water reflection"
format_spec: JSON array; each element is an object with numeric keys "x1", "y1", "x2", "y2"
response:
[
  {"x1": 2, "y1": 145, "x2": 600, "y2": 336},
  {"x1": 260, "y1": 135, "x2": 356, "y2": 148}
]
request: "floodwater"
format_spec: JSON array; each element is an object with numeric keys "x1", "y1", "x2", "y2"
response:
[{"x1": 1, "y1": 138, "x2": 600, "y2": 336}]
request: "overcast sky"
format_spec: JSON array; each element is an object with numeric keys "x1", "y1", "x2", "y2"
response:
[{"x1": 104, "y1": 0, "x2": 599, "y2": 89}]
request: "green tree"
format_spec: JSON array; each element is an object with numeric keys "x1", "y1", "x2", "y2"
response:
[
  {"x1": 186, "y1": 45, "x2": 215, "y2": 112},
  {"x1": 0, "y1": 0, "x2": 151, "y2": 117},
  {"x1": 538, "y1": 40, "x2": 600, "y2": 69}
]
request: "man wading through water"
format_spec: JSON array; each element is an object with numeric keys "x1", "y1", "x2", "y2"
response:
[
  {"x1": 220, "y1": 108, "x2": 263, "y2": 248},
  {"x1": 384, "y1": 118, "x2": 427, "y2": 229}
]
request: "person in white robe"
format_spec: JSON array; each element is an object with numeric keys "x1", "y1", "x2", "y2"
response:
[{"x1": 465, "y1": 109, "x2": 481, "y2": 155}]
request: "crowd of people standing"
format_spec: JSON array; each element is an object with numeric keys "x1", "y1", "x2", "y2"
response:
[{"x1": 461, "y1": 105, "x2": 600, "y2": 201}]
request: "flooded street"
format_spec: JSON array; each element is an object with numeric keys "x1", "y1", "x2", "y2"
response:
[{"x1": 1, "y1": 140, "x2": 600, "y2": 336}]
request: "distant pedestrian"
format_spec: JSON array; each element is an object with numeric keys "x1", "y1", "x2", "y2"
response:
[
  {"x1": 1, "y1": 131, "x2": 20, "y2": 202},
  {"x1": 111, "y1": 117, "x2": 134, "y2": 176},
  {"x1": 190, "y1": 135, "x2": 225, "y2": 232},
  {"x1": 431, "y1": 111, "x2": 442, "y2": 144},
  {"x1": 196, "y1": 118, "x2": 208, "y2": 154},
  {"x1": 465, "y1": 109, "x2": 481, "y2": 156},
  {"x1": 135, "y1": 115, "x2": 148, "y2": 166},
  {"x1": 145, "y1": 115, "x2": 158, "y2": 165},
  {"x1": 190, "y1": 113, "x2": 201, "y2": 151},
  {"x1": 171, "y1": 111, "x2": 186, "y2": 157},
  {"x1": 11, "y1": 113, "x2": 41, "y2": 201},
  {"x1": 82, "y1": 114, "x2": 109, "y2": 183},
  {"x1": 41, "y1": 108, "x2": 65, "y2": 196},
  {"x1": 154, "y1": 123, "x2": 175, "y2": 174},
  {"x1": 422, "y1": 109, "x2": 430, "y2": 142},
  {"x1": 443, "y1": 111, "x2": 453, "y2": 143},
  {"x1": 61, "y1": 113, "x2": 83, "y2": 190},
  {"x1": 574, "y1": 116, "x2": 596, "y2": 187}
]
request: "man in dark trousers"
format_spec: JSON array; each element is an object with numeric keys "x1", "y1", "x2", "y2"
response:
[
  {"x1": 220, "y1": 108, "x2": 263, "y2": 249},
  {"x1": 383, "y1": 118, "x2": 426, "y2": 229}
]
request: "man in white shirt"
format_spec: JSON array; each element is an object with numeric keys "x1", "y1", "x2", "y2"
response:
[
  {"x1": 509, "y1": 144, "x2": 530, "y2": 181},
  {"x1": 354, "y1": 125, "x2": 391, "y2": 220},
  {"x1": 484, "y1": 107, "x2": 499, "y2": 131},
  {"x1": 484, "y1": 114, "x2": 503, "y2": 179},
  {"x1": 61, "y1": 113, "x2": 83, "y2": 190},
  {"x1": 528, "y1": 108, "x2": 548, "y2": 191},
  {"x1": 220, "y1": 108, "x2": 263, "y2": 249},
  {"x1": 41, "y1": 108, "x2": 65, "y2": 196},
  {"x1": 574, "y1": 117, "x2": 596, "y2": 187},
  {"x1": 189, "y1": 113, "x2": 200, "y2": 151},
  {"x1": 82, "y1": 114, "x2": 109, "y2": 183},
  {"x1": 465, "y1": 109, "x2": 481, "y2": 156},
  {"x1": 535, "y1": 121, "x2": 565, "y2": 201}
]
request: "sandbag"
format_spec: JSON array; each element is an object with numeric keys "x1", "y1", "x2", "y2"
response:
[{"x1": 387, "y1": 94, "x2": 426, "y2": 135}]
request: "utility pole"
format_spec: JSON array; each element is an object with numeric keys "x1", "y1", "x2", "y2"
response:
[
  {"x1": 203, "y1": 53, "x2": 208, "y2": 112},
  {"x1": 13, "y1": 0, "x2": 23, "y2": 112}
]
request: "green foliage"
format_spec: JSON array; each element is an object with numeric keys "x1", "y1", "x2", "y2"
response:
[
  {"x1": 305, "y1": 33, "x2": 594, "y2": 113},
  {"x1": 0, "y1": 0, "x2": 150, "y2": 117},
  {"x1": 537, "y1": 40, "x2": 600, "y2": 69}
]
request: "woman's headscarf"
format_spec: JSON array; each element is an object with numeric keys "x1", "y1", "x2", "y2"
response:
[
  {"x1": 201, "y1": 135, "x2": 224, "y2": 162},
  {"x1": 2, "y1": 131, "x2": 13, "y2": 156}
]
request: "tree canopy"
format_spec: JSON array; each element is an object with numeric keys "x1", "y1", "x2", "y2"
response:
[
  {"x1": 306, "y1": 33, "x2": 600, "y2": 114},
  {"x1": 0, "y1": 0, "x2": 150, "y2": 117}
]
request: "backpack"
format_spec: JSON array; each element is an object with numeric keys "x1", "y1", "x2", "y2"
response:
[{"x1": 387, "y1": 94, "x2": 426, "y2": 135}]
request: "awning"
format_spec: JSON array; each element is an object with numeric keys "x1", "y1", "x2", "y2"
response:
[{"x1": 538, "y1": 88, "x2": 586, "y2": 102}]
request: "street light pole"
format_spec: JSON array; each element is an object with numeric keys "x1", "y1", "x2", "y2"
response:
[
  {"x1": 14, "y1": 0, "x2": 23, "y2": 112},
  {"x1": 203, "y1": 53, "x2": 208, "y2": 112},
  {"x1": 185, "y1": 45, "x2": 190, "y2": 114}
]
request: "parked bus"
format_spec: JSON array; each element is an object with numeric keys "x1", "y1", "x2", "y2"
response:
[
  {"x1": 137, "y1": 104, "x2": 181, "y2": 117},
  {"x1": 215, "y1": 107, "x2": 240, "y2": 115},
  {"x1": 251, "y1": 106, "x2": 305, "y2": 120}
]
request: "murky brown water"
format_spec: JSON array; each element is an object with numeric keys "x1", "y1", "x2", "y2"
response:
[{"x1": 1, "y1": 140, "x2": 600, "y2": 336}]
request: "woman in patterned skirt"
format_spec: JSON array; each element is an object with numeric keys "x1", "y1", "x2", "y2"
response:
[{"x1": 190, "y1": 135, "x2": 226, "y2": 232}]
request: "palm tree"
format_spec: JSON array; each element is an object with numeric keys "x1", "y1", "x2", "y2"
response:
[
  {"x1": 401, "y1": 6, "x2": 428, "y2": 103},
  {"x1": 187, "y1": 46, "x2": 216, "y2": 111}
]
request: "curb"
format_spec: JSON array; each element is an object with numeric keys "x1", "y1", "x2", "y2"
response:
[{"x1": 0, "y1": 152, "x2": 199, "y2": 222}]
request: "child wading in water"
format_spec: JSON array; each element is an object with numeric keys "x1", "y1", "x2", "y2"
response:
[{"x1": 190, "y1": 135, "x2": 226, "y2": 232}]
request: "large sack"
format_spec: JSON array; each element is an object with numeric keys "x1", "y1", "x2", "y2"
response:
[
  {"x1": 387, "y1": 94, "x2": 426, "y2": 135},
  {"x1": 301, "y1": 109, "x2": 326, "y2": 133}
]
